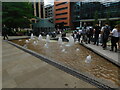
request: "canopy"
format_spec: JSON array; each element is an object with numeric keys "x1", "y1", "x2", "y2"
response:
[{"x1": 33, "y1": 18, "x2": 54, "y2": 28}]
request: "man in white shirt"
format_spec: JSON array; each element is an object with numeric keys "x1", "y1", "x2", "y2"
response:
[{"x1": 110, "y1": 25, "x2": 119, "y2": 52}]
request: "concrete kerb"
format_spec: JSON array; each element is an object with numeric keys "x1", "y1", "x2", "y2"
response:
[
  {"x1": 6, "y1": 39, "x2": 116, "y2": 90},
  {"x1": 7, "y1": 36, "x2": 30, "y2": 41},
  {"x1": 81, "y1": 43, "x2": 120, "y2": 68}
]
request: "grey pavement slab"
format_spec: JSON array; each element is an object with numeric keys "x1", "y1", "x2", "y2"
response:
[{"x1": 2, "y1": 41, "x2": 97, "y2": 88}]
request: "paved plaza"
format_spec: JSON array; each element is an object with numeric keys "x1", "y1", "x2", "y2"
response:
[
  {"x1": 2, "y1": 1, "x2": 120, "y2": 89},
  {"x1": 1, "y1": 35, "x2": 119, "y2": 88}
]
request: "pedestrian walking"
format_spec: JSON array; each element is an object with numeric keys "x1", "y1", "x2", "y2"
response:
[
  {"x1": 87, "y1": 26, "x2": 94, "y2": 44},
  {"x1": 101, "y1": 23, "x2": 111, "y2": 50},
  {"x1": 110, "y1": 25, "x2": 119, "y2": 52},
  {"x1": 2, "y1": 25, "x2": 8, "y2": 40},
  {"x1": 94, "y1": 24, "x2": 101, "y2": 46},
  {"x1": 100, "y1": 26, "x2": 105, "y2": 46},
  {"x1": 118, "y1": 24, "x2": 120, "y2": 51},
  {"x1": 77, "y1": 28, "x2": 82, "y2": 42},
  {"x1": 82, "y1": 26, "x2": 88, "y2": 44}
]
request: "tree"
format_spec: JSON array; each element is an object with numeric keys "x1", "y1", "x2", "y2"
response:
[
  {"x1": 93, "y1": 11, "x2": 99, "y2": 26},
  {"x1": 2, "y1": 2, "x2": 34, "y2": 29}
]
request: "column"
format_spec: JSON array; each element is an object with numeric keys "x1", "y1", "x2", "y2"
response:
[
  {"x1": 34, "y1": 2, "x2": 36, "y2": 17},
  {"x1": 38, "y1": 1, "x2": 41, "y2": 18}
]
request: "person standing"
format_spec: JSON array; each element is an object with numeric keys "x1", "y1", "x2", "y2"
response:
[
  {"x1": 101, "y1": 23, "x2": 111, "y2": 50},
  {"x1": 2, "y1": 25, "x2": 8, "y2": 40},
  {"x1": 100, "y1": 25, "x2": 105, "y2": 46},
  {"x1": 118, "y1": 24, "x2": 120, "y2": 51},
  {"x1": 110, "y1": 25, "x2": 119, "y2": 52},
  {"x1": 82, "y1": 23, "x2": 88, "y2": 44},
  {"x1": 86, "y1": 26, "x2": 93, "y2": 44},
  {"x1": 78, "y1": 28, "x2": 82, "y2": 42},
  {"x1": 94, "y1": 24, "x2": 101, "y2": 46}
]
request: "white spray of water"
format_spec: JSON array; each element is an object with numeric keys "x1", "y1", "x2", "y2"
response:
[
  {"x1": 30, "y1": 33, "x2": 34, "y2": 39},
  {"x1": 46, "y1": 35, "x2": 50, "y2": 43},
  {"x1": 38, "y1": 34, "x2": 43, "y2": 41},
  {"x1": 58, "y1": 37, "x2": 63, "y2": 45},
  {"x1": 25, "y1": 40, "x2": 29, "y2": 44},
  {"x1": 66, "y1": 36, "x2": 74, "y2": 47},
  {"x1": 85, "y1": 55, "x2": 92, "y2": 63}
]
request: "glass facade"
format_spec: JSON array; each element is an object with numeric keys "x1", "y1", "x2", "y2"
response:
[{"x1": 72, "y1": 2, "x2": 120, "y2": 22}]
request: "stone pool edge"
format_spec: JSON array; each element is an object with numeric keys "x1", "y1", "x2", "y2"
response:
[{"x1": 5, "y1": 40, "x2": 116, "y2": 90}]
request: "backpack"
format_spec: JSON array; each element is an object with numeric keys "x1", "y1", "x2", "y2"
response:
[{"x1": 103, "y1": 26, "x2": 110, "y2": 39}]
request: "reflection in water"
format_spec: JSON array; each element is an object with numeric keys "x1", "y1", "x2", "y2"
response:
[{"x1": 12, "y1": 38, "x2": 120, "y2": 87}]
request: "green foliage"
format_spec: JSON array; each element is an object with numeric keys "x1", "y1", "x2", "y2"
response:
[{"x1": 2, "y1": 2, "x2": 34, "y2": 28}]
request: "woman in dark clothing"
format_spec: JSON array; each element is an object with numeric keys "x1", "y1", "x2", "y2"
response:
[{"x1": 94, "y1": 24, "x2": 101, "y2": 46}]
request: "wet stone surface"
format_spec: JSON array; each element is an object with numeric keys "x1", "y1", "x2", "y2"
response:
[{"x1": 11, "y1": 38, "x2": 120, "y2": 87}]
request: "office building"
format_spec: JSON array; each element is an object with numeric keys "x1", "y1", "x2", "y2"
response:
[
  {"x1": 45, "y1": 4, "x2": 54, "y2": 23},
  {"x1": 72, "y1": 1, "x2": 120, "y2": 28},
  {"x1": 54, "y1": 0, "x2": 72, "y2": 28}
]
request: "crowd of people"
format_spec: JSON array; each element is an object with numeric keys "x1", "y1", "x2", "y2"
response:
[
  {"x1": 72, "y1": 23, "x2": 120, "y2": 52},
  {"x1": 2, "y1": 23, "x2": 120, "y2": 52}
]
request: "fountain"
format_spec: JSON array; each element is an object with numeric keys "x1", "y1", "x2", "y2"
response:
[
  {"x1": 25, "y1": 40, "x2": 29, "y2": 44},
  {"x1": 38, "y1": 34, "x2": 43, "y2": 41},
  {"x1": 33, "y1": 41, "x2": 37, "y2": 46},
  {"x1": 44, "y1": 35, "x2": 50, "y2": 48},
  {"x1": 30, "y1": 33, "x2": 34, "y2": 39},
  {"x1": 11, "y1": 38, "x2": 120, "y2": 87},
  {"x1": 85, "y1": 55, "x2": 92, "y2": 63},
  {"x1": 76, "y1": 48, "x2": 80, "y2": 51},
  {"x1": 61, "y1": 48, "x2": 67, "y2": 53},
  {"x1": 58, "y1": 37, "x2": 63, "y2": 45},
  {"x1": 44, "y1": 43, "x2": 48, "y2": 48},
  {"x1": 46, "y1": 35, "x2": 50, "y2": 43},
  {"x1": 66, "y1": 36, "x2": 74, "y2": 47}
]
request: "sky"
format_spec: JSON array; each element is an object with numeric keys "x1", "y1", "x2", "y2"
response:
[
  {"x1": 44, "y1": 0, "x2": 54, "y2": 5},
  {"x1": 1, "y1": 0, "x2": 119, "y2": 4},
  {"x1": 44, "y1": 0, "x2": 119, "y2": 5}
]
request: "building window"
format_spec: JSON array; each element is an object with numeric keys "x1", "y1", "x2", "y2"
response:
[
  {"x1": 56, "y1": 2, "x2": 68, "y2": 6},
  {"x1": 56, "y1": 12, "x2": 68, "y2": 16},
  {"x1": 56, "y1": 17, "x2": 67, "y2": 20},
  {"x1": 56, "y1": 7, "x2": 68, "y2": 11}
]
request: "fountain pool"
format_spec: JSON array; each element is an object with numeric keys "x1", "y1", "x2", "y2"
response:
[{"x1": 10, "y1": 38, "x2": 120, "y2": 88}]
